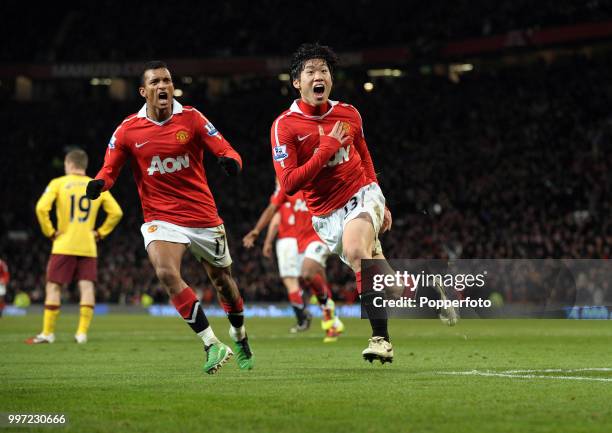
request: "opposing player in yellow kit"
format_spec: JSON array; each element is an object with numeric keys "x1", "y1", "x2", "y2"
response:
[{"x1": 26, "y1": 149, "x2": 122, "y2": 344}]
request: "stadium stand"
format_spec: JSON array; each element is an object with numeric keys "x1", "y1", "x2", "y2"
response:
[{"x1": 2, "y1": 2, "x2": 612, "y2": 306}]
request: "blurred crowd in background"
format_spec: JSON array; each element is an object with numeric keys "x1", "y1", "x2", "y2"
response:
[
  {"x1": 3, "y1": 0, "x2": 610, "y2": 62},
  {"x1": 2, "y1": 1, "x2": 612, "y2": 306}
]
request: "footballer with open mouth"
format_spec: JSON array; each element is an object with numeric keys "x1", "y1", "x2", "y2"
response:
[
  {"x1": 139, "y1": 66, "x2": 175, "y2": 121},
  {"x1": 293, "y1": 58, "x2": 333, "y2": 107}
]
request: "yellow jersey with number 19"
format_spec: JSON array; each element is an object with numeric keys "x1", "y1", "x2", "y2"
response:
[{"x1": 35, "y1": 174, "x2": 123, "y2": 257}]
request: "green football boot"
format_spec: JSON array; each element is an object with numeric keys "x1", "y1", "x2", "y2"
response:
[
  {"x1": 203, "y1": 342, "x2": 233, "y2": 375},
  {"x1": 233, "y1": 336, "x2": 254, "y2": 370}
]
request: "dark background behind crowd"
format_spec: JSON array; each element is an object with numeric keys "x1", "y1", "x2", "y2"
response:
[
  {"x1": 2, "y1": 1, "x2": 612, "y2": 306},
  {"x1": 2, "y1": 0, "x2": 611, "y2": 62}
]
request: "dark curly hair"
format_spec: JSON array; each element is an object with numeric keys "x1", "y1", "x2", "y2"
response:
[
  {"x1": 141, "y1": 60, "x2": 169, "y2": 85},
  {"x1": 289, "y1": 43, "x2": 339, "y2": 82}
]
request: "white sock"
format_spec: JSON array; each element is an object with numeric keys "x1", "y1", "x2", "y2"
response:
[
  {"x1": 229, "y1": 325, "x2": 246, "y2": 341},
  {"x1": 197, "y1": 326, "x2": 219, "y2": 346}
]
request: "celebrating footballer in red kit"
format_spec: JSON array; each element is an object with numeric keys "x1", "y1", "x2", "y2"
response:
[
  {"x1": 87, "y1": 60, "x2": 253, "y2": 374},
  {"x1": 271, "y1": 43, "x2": 458, "y2": 364}
]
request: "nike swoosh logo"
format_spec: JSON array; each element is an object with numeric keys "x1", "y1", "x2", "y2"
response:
[
  {"x1": 297, "y1": 134, "x2": 312, "y2": 141},
  {"x1": 135, "y1": 140, "x2": 150, "y2": 148}
]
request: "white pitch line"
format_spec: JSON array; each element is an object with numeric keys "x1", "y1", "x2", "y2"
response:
[
  {"x1": 441, "y1": 370, "x2": 612, "y2": 382},
  {"x1": 500, "y1": 368, "x2": 612, "y2": 374}
]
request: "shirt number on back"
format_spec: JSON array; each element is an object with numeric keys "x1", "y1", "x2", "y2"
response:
[{"x1": 70, "y1": 195, "x2": 91, "y2": 222}]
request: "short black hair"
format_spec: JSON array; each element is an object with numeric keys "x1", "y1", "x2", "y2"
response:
[
  {"x1": 290, "y1": 43, "x2": 339, "y2": 81},
  {"x1": 141, "y1": 60, "x2": 169, "y2": 85}
]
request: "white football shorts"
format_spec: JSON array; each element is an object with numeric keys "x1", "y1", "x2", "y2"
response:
[
  {"x1": 275, "y1": 237, "x2": 299, "y2": 278},
  {"x1": 298, "y1": 240, "x2": 331, "y2": 270},
  {"x1": 141, "y1": 220, "x2": 232, "y2": 268},
  {"x1": 312, "y1": 182, "x2": 385, "y2": 267}
]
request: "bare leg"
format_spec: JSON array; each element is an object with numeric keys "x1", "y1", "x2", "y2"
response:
[
  {"x1": 148, "y1": 241, "x2": 218, "y2": 345},
  {"x1": 282, "y1": 277, "x2": 300, "y2": 295},
  {"x1": 78, "y1": 280, "x2": 95, "y2": 306},
  {"x1": 44, "y1": 281, "x2": 62, "y2": 305},
  {"x1": 146, "y1": 240, "x2": 188, "y2": 296},
  {"x1": 342, "y1": 213, "x2": 376, "y2": 273},
  {"x1": 301, "y1": 258, "x2": 329, "y2": 304},
  {"x1": 202, "y1": 263, "x2": 245, "y2": 340},
  {"x1": 202, "y1": 262, "x2": 254, "y2": 370},
  {"x1": 342, "y1": 213, "x2": 389, "y2": 341}
]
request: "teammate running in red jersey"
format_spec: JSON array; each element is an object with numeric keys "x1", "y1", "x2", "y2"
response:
[
  {"x1": 86, "y1": 60, "x2": 253, "y2": 374},
  {"x1": 269, "y1": 188, "x2": 344, "y2": 342},
  {"x1": 244, "y1": 181, "x2": 344, "y2": 341},
  {"x1": 243, "y1": 181, "x2": 307, "y2": 332},
  {"x1": 271, "y1": 43, "x2": 457, "y2": 363}
]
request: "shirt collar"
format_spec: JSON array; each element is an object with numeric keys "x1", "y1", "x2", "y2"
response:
[
  {"x1": 137, "y1": 99, "x2": 183, "y2": 120},
  {"x1": 289, "y1": 99, "x2": 338, "y2": 119}
]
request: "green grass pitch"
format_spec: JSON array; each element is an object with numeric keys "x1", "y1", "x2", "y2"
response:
[{"x1": 1, "y1": 316, "x2": 612, "y2": 433}]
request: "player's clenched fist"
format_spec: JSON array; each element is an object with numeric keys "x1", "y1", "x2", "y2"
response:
[
  {"x1": 218, "y1": 157, "x2": 241, "y2": 176},
  {"x1": 86, "y1": 179, "x2": 105, "y2": 200}
]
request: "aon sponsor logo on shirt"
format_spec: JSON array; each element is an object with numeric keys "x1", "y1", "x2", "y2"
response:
[
  {"x1": 325, "y1": 145, "x2": 350, "y2": 167},
  {"x1": 147, "y1": 154, "x2": 190, "y2": 175},
  {"x1": 293, "y1": 199, "x2": 309, "y2": 213}
]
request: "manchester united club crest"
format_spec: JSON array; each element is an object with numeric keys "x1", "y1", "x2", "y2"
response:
[
  {"x1": 147, "y1": 225, "x2": 158, "y2": 233},
  {"x1": 176, "y1": 130, "x2": 190, "y2": 143},
  {"x1": 341, "y1": 122, "x2": 351, "y2": 135}
]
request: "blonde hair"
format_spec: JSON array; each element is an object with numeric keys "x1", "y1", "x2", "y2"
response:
[{"x1": 65, "y1": 149, "x2": 88, "y2": 170}]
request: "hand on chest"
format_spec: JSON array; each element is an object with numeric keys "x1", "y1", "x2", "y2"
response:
[{"x1": 296, "y1": 119, "x2": 356, "y2": 159}]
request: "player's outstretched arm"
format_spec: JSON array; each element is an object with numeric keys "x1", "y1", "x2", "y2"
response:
[
  {"x1": 272, "y1": 120, "x2": 348, "y2": 195},
  {"x1": 354, "y1": 135, "x2": 392, "y2": 233},
  {"x1": 262, "y1": 211, "x2": 281, "y2": 258},
  {"x1": 354, "y1": 135, "x2": 378, "y2": 185},
  {"x1": 243, "y1": 202, "x2": 279, "y2": 248},
  {"x1": 91, "y1": 125, "x2": 130, "y2": 198},
  {"x1": 350, "y1": 107, "x2": 378, "y2": 184},
  {"x1": 196, "y1": 111, "x2": 243, "y2": 175}
]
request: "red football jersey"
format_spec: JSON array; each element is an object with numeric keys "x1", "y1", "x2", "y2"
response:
[
  {"x1": 95, "y1": 100, "x2": 241, "y2": 227},
  {"x1": 269, "y1": 183, "x2": 295, "y2": 239},
  {"x1": 271, "y1": 99, "x2": 378, "y2": 216},
  {"x1": 271, "y1": 188, "x2": 320, "y2": 253},
  {"x1": 0, "y1": 259, "x2": 9, "y2": 285},
  {"x1": 277, "y1": 202, "x2": 296, "y2": 240}
]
